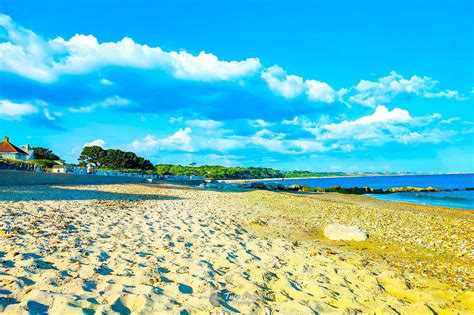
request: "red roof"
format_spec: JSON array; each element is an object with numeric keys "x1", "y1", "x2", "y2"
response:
[{"x1": 0, "y1": 136, "x2": 27, "y2": 155}]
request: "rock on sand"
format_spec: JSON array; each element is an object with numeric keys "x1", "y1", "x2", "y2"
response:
[{"x1": 323, "y1": 223, "x2": 368, "y2": 241}]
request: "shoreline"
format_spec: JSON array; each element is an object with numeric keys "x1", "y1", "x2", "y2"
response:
[
  {"x1": 366, "y1": 191, "x2": 474, "y2": 210},
  {"x1": 217, "y1": 174, "x2": 474, "y2": 210}
]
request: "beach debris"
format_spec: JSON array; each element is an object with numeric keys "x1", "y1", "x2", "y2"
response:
[
  {"x1": 262, "y1": 271, "x2": 279, "y2": 283},
  {"x1": 249, "y1": 218, "x2": 268, "y2": 226},
  {"x1": 176, "y1": 266, "x2": 189, "y2": 274},
  {"x1": 323, "y1": 223, "x2": 368, "y2": 241},
  {"x1": 256, "y1": 288, "x2": 276, "y2": 302},
  {"x1": 208, "y1": 291, "x2": 221, "y2": 307}
]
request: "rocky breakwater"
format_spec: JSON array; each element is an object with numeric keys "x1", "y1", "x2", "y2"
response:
[
  {"x1": 200, "y1": 180, "x2": 304, "y2": 191},
  {"x1": 200, "y1": 180, "x2": 450, "y2": 195},
  {"x1": 385, "y1": 186, "x2": 443, "y2": 193},
  {"x1": 198, "y1": 180, "x2": 241, "y2": 190}
]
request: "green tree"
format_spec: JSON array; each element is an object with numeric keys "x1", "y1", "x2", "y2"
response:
[
  {"x1": 33, "y1": 147, "x2": 60, "y2": 160},
  {"x1": 78, "y1": 146, "x2": 154, "y2": 170},
  {"x1": 78, "y1": 146, "x2": 106, "y2": 167}
]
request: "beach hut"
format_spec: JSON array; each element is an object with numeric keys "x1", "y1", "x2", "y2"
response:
[{"x1": 51, "y1": 165, "x2": 66, "y2": 173}]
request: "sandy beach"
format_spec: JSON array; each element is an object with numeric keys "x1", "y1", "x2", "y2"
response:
[{"x1": 0, "y1": 183, "x2": 473, "y2": 314}]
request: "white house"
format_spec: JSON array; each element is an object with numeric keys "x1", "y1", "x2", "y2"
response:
[
  {"x1": 0, "y1": 136, "x2": 28, "y2": 161},
  {"x1": 20, "y1": 144, "x2": 35, "y2": 161}
]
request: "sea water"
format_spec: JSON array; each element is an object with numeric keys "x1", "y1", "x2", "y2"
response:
[{"x1": 264, "y1": 173, "x2": 474, "y2": 209}]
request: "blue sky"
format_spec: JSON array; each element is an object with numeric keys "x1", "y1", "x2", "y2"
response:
[{"x1": 0, "y1": 0, "x2": 473, "y2": 172}]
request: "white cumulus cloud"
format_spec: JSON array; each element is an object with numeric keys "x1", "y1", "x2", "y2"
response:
[
  {"x1": 261, "y1": 65, "x2": 305, "y2": 99},
  {"x1": 347, "y1": 71, "x2": 464, "y2": 107},
  {"x1": 261, "y1": 65, "x2": 337, "y2": 104},
  {"x1": 68, "y1": 95, "x2": 131, "y2": 113},
  {"x1": 423, "y1": 90, "x2": 466, "y2": 100},
  {"x1": 0, "y1": 99, "x2": 38, "y2": 120},
  {"x1": 99, "y1": 95, "x2": 132, "y2": 107},
  {"x1": 42, "y1": 108, "x2": 62, "y2": 121},
  {"x1": 131, "y1": 128, "x2": 195, "y2": 152},
  {"x1": 68, "y1": 105, "x2": 95, "y2": 113},
  {"x1": 282, "y1": 116, "x2": 300, "y2": 125},
  {"x1": 1, "y1": 14, "x2": 464, "y2": 109},
  {"x1": 186, "y1": 119, "x2": 223, "y2": 129},
  {"x1": 99, "y1": 78, "x2": 114, "y2": 85},
  {"x1": 248, "y1": 119, "x2": 273, "y2": 128},
  {"x1": 305, "y1": 80, "x2": 336, "y2": 103},
  {"x1": 84, "y1": 139, "x2": 106, "y2": 148},
  {"x1": 0, "y1": 14, "x2": 261, "y2": 83},
  {"x1": 302, "y1": 105, "x2": 455, "y2": 150},
  {"x1": 319, "y1": 105, "x2": 412, "y2": 141}
]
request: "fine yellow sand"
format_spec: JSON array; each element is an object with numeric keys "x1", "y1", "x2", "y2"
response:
[{"x1": 0, "y1": 184, "x2": 472, "y2": 314}]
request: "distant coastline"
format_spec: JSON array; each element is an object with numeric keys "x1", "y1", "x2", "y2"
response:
[{"x1": 223, "y1": 172, "x2": 474, "y2": 183}]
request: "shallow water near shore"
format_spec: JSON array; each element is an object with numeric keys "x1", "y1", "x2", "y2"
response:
[
  {"x1": 265, "y1": 173, "x2": 474, "y2": 209},
  {"x1": 368, "y1": 190, "x2": 474, "y2": 209}
]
